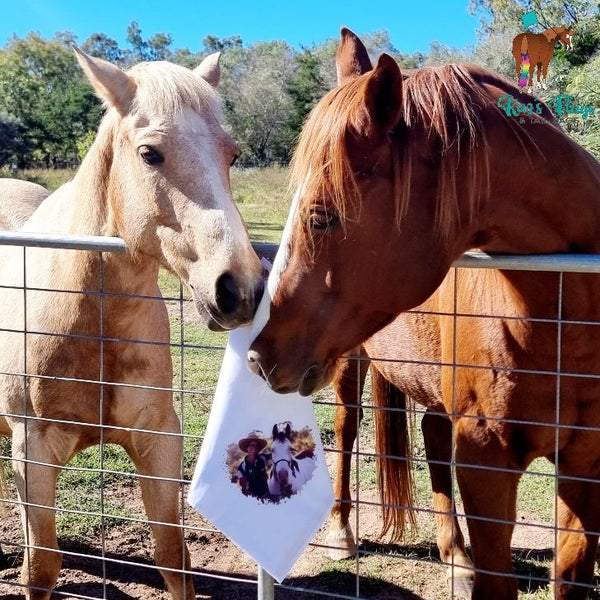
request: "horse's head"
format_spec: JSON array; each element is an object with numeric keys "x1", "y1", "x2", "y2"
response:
[
  {"x1": 248, "y1": 28, "x2": 489, "y2": 394},
  {"x1": 543, "y1": 27, "x2": 574, "y2": 51},
  {"x1": 560, "y1": 28, "x2": 574, "y2": 51},
  {"x1": 73, "y1": 48, "x2": 263, "y2": 331},
  {"x1": 272, "y1": 422, "x2": 292, "y2": 442}
]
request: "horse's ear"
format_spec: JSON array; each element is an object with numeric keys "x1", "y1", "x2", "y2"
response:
[
  {"x1": 72, "y1": 46, "x2": 136, "y2": 116},
  {"x1": 272, "y1": 424, "x2": 278, "y2": 438},
  {"x1": 336, "y1": 26, "x2": 373, "y2": 85},
  {"x1": 195, "y1": 52, "x2": 221, "y2": 87},
  {"x1": 363, "y1": 53, "x2": 403, "y2": 133}
]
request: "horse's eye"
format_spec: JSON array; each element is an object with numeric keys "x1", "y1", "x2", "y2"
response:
[
  {"x1": 309, "y1": 209, "x2": 339, "y2": 231},
  {"x1": 139, "y1": 145, "x2": 164, "y2": 166}
]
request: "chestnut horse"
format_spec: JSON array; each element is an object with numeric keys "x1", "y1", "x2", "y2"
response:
[
  {"x1": 512, "y1": 27, "x2": 573, "y2": 89},
  {"x1": 0, "y1": 49, "x2": 263, "y2": 600},
  {"x1": 249, "y1": 27, "x2": 600, "y2": 600},
  {"x1": 326, "y1": 352, "x2": 474, "y2": 597}
]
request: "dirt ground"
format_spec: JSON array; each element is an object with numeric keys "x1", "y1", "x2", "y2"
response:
[{"x1": 0, "y1": 466, "x2": 558, "y2": 600}]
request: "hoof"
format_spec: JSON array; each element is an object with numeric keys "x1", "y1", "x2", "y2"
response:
[
  {"x1": 325, "y1": 524, "x2": 357, "y2": 560},
  {"x1": 447, "y1": 565, "x2": 475, "y2": 599}
]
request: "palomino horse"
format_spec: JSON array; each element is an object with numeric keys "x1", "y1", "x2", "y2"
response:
[
  {"x1": 249, "y1": 27, "x2": 600, "y2": 599},
  {"x1": 512, "y1": 27, "x2": 573, "y2": 89},
  {"x1": 0, "y1": 49, "x2": 263, "y2": 600},
  {"x1": 0, "y1": 179, "x2": 48, "y2": 229},
  {"x1": 268, "y1": 423, "x2": 316, "y2": 499}
]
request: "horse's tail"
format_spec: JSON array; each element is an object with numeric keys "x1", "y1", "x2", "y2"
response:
[
  {"x1": 371, "y1": 364, "x2": 417, "y2": 540},
  {"x1": 519, "y1": 35, "x2": 530, "y2": 87}
]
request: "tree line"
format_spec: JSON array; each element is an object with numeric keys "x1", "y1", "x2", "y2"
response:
[{"x1": 1, "y1": 0, "x2": 599, "y2": 169}]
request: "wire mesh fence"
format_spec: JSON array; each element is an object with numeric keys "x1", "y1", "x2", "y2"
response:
[{"x1": 1, "y1": 234, "x2": 600, "y2": 599}]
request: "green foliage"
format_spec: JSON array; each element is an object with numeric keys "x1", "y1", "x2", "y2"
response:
[
  {"x1": 220, "y1": 41, "x2": 297, "y2": 166},
  {"x1": 75, "y1": 130, "x2": 96, "y2": 160},
  {"x1": 2, "y1": 5, "x2": 599, "y2": 169},
  {"x1": 0, "y1": 112, "x2": 30, "y2": 167},
  {"x1": 565, "y1": 53, "x2": 600, "y2": 156},
  {"x1": 81, "y1": 33, "x2": 124, "y2": 64},
  {"x1": 0, "y1": 33, "x2": 102, "y2": 167},
  {"x1": 284, "y1": 48, "x2": 327, "y2": 152},
  {"x1": 126, "y1": 20, "x2": 173, "y2": 62},
  {"x1": 201, "y1": 34, "x2": 243, "y2": 54}
]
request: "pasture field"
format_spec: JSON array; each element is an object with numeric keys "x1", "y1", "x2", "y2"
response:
[{"x1": 0, "y1": 166, "x2": 596, "y2": 599}]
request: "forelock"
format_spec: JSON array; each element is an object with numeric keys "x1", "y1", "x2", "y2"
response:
[{"x1": 127, "y1": 61, "x2": 223, "y2": 122}]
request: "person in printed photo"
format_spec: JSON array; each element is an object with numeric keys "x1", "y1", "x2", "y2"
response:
[{"x1": 237, "y1": 432, "x2": 271, "y2": 500}]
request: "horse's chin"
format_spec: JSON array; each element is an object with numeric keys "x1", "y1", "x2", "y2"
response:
[
  {"x1": 298, "y1": 363, "x2": 334, "y2": 396},
  {"x1": 191, "y1": 293, "x2": 232, "y2": 332},
  {"x1": 280, "y1": 362, "x2": 335, "y2": 396}
]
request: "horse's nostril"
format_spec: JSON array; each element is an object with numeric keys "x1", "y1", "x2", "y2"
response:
[
  {"x1": 247, "y1": 350, "x2": 263, "y2": 378},
  {"x1": 215, "y1": 272, "x2": 239, "y2": 315}
]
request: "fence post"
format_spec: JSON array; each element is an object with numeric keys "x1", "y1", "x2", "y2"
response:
[{"x1": 257, "y1": 567, "x2": 275, "y2": 600}]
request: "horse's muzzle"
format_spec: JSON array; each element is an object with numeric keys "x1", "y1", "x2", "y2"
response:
[
  {"x1": 247, "y1": 346, "x2": 332, "y2": 396},
  {"x1": 215, "y1": 272, "x2": 264, "y2": 320},
  {"x1": 193, "y1": 274, "x2": 264, "y2": 332}
]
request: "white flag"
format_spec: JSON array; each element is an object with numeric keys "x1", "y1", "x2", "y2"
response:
[{"x1": 188, "y1": 324, "x2": 334, "y2": 583}]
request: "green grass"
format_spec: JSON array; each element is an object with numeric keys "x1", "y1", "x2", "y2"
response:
[
  {"x1": 231, "y1": 166, "x2": 290, "y2": 243},
  {"x1": 0, "y1": 167, "x2": 73, "y2": 192},
  {"x1": 0, "y1": 165, "x2": 291, "y2": 243},
  {"x1": 55, "y1": 445, "x2": 137, "y2": 538}
]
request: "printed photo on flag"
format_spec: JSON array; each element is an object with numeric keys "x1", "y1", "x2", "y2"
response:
[
  {"x1": 188, "y1": 324, "x2": 334, "y2": 583},
  {"x1": 228, "y1": 423, "x2": 318, "y2": 504}
]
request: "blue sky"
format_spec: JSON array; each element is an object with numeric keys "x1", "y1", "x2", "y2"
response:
[{"x1": 1, "y1": 0, "x2": 482, "y2": 54}]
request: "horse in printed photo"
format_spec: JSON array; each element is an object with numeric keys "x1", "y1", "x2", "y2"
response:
[{"x1": 268, "y1": 422, "x2": 316, "y2": 499}]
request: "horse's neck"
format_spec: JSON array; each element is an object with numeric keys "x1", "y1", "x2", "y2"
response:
[
  {"x1": 23, "y1": 163, "x2": 160, "y2": 310},
  {"x1": 474, "y1": 124, "x2": 600, "y2": 256},
  {"x1": 544, "y1": 28, "x2": 562, "y2": 43},
  {"x1": 26, "y1": 132, "x2": 113, "y2": 237}
]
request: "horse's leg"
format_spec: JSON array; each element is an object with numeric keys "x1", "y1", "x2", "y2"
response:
[
  {"x1": 123, "y1": 406, "x2": 194, "y2": 600},
  {"x1": 536, "y1": 62, "x2": 547, "y2": 89},
  {"x1": 529, "y1": 64, "x2": 536, "y2": 88},
  {"x1": 454, "y1": 417, "x2": 520, "y2": 600},
  {"x1": 12, "y1": 424, "x2": 69, "y2": 600},
  {"x1": 325, "y1": 349, "x2": 369, "y2": 560},
  {"x1": 552, "y1": 472, "x2": 600, "y2": 600},
  {"x1": 541, "y1": 60, "x2": 549, "y2": 89},
  {"x1": 421, "y1": 409, "x2": 473, "y2": 598}
]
